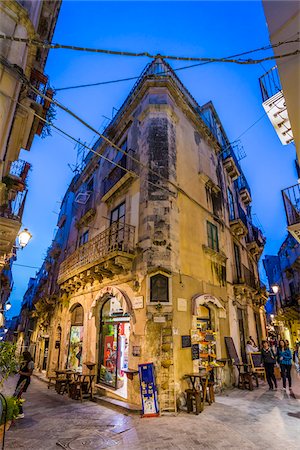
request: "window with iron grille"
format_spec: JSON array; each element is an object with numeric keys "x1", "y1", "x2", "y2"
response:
[
  {"x1": 207, "y1": 221, "x2": 219, "y2": 252},
  {"x1": 150, "y1": 274, "x2": 169, "y2": 303}
]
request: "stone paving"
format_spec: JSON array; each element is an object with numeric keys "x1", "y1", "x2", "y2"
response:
[{"x1": 3, "y1": 371, "x2": 300, "y2": 450}]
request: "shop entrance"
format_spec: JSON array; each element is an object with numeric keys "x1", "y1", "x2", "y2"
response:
[
  {"x1": 237, "y1": 308, "x2": 247, "y2": 363},
  {"x1": 98, "y1": 296, "x2": 130, "y2": 399}
]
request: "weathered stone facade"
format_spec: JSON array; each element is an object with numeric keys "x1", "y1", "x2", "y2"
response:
[{"x1": 16, "y1": 59, "x2": 267, "y2": 410}]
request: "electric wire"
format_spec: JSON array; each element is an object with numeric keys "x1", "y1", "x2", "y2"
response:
[
  {"x1": 0, "y1": 33, "x2": 299, "y2": 63},
  {"x1": 54, "y1": 37, "x2": 300, "y2": 91}
]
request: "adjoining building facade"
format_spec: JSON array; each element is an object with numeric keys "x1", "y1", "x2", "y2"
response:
[
  {"x1": 263, "y1": 235, "x2": 300, "y2": 345},
  {"x1": 0, "y1": 0, "x2": 61, "y2": 319},
  {"x1": 16, "y1": 58, "x2": 266, "y2": 409}
]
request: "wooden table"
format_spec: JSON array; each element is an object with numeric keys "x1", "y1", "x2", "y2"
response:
[
  {"x1": 69, "y1": 373, "x2": 95, "y2": 401},
  {"x1": 184, "y1": 370, "x2": 210, "y2": 414},
  {"x1": 54, "y1": 370, "x2": 76, "y2": 395}
]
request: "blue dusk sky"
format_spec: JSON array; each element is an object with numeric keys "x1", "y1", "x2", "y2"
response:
[{"x1": 8, "y1": 1, "x2": 297, "y2": 318}]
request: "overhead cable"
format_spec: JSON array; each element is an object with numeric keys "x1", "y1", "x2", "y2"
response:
[
  {"x1": 55, "y1": 39, "x2": 298, "y2": 91},
  {"x1": 0, "y1": 33, "x2": 299, "y2": 63}
]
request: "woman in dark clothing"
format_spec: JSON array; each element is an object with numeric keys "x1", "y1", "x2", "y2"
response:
[
  {"x1": 14, "y1": 351, "x2": 34, "y2": 418},
  {"x1": 261, "y1": 340, "x2": 277, "y2": 390},
  {"x1": 277, "y1": 339, "x2": 292, "y2": 391}
]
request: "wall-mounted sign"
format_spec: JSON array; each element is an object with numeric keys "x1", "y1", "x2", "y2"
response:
[
  {"x1": 177, "y1": 298, "x2": 187, "y2": 312},
  {"x1": 181, "y1": 335, "x2": 191, "y2": 348},
  {"x1": 191, "y1": 343, "x2": 200, "y2": 360},
  {"x1": 132, "y1": 346, "x2": 141, "y2": 357},
  {"x1": 153, "y1": 316, "x2": 166, "y2": 323},
  {"x1": 132, "y1": 296, "x2": 144, "y2": 310},
  {"x1": 138, "y1": 363, "x2": 159, "y2": 417}
]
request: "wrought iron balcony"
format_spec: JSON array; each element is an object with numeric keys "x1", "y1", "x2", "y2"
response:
[
  {"x1": 58, "y1": 222, "x2": 136, "y2": 287},
  {"x1": 235, "y1": 174, "x2": 252, "y2": 205},
  {"x1": 259, "y1": 66, "x2": 293, "y2": 145},
  {"x1": 0, "y1": 189, "x2": 27, "y2": 222},
  {"x1": 221, "y1": 145, "x2": 241, "y2": 180},
  {"x1": 282, "y1": 183, "x2": 300, "y2": 242},
  {"x1": 101, "y1": 151, "x2": 136, "y2": 201},
  {"x1": 8, "y1": 160, "x2": 31, "y2": 184},
  {"x1": 246, "y1": 223, "x2": 266, "y2": 258},
  {"x1": 234, "y1": 264, "x2": 258, "y2": 290},
  {"x1": 229, "y1": 204, "x2": 248, "y2": 238}
]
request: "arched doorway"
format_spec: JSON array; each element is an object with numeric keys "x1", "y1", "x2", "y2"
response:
[
  {"x1": 98, "y1": 295, "x2": 130, "y2": 398},
  {"x1": 67, "y1": 304, "x2": 84, "y2": 372}
]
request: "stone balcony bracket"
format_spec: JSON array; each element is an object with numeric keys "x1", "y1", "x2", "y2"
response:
[
  {"x1": 223, "y1": 156, "x2": 241, "y2": 181},
  {"x1": 229, "y1": 219, "x2": 248, "y2": 239},
  {"x1": 239, "y1": 187, "x2": 252, "y2": 205}
]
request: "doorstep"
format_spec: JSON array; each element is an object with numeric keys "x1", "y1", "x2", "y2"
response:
[{"x1": 93, "y1": 395, "x2": 141, "y2": 415}]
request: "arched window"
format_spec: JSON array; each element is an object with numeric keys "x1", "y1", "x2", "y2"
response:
[
  {"x1": 67, "y1": 305, "x2": 84, "y2": 371},
  {"x1": 196, "y1": 305, "x2": 211, "y2": 331},
  {"x1": 150, "y1": 274, "x2": 169, "y2": 303}
]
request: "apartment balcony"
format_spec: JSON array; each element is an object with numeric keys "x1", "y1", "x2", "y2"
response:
[
  {"x1": 58, "y1": 222, "x2": 136, "y2": 290},
  {"x1": 259, "y1": 67, "x2": 293, "y2": 145},
  {"x1": 282, "y1": 183, "x2": 300, "y2": 243},
  {"x1": 246, "y1": 223, "x2": 266, "y2": 259},
  {"x1": 222, "y1": 145, "x2": 241, "y2": 181},
  {"x1": 233, "y1": 264, "x2": 259, "y2": 292},
  {"x1": 5, "y1": 160, "x2": 31, "y2": 191},
  {"x1": 229, "y1": 204, "x2": 248, "y2": 238},
  {"x1": 77, "y1": 192, "x2": 96, "y2": 227},
  {"x1": 0, "y1": 189, "x2": 27, "y2": 264},
  {"x1": 101, "y1": 151, "x2": 136, "y2": 201},
  {"x1": 236, "y1": 174, "x2": 252, "y2": 205}
]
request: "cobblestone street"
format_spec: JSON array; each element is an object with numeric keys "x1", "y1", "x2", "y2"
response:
[{"x1": 3, "y1": 372, "x2": 299, "y2": 450}]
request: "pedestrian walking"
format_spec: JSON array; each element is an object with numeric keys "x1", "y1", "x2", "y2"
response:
[
  {"x1": 261, "y1": 340, "x2": 277, "y2": 390},
  {"x1": 14, "y1": 351, "x2": 34, "y2": 418},
  {"x1": 277, "y1": 339, "x2": 292, "y2": 391},
  {"x1": 293, "y1": 343, "x2": 300, "y2": 373}
]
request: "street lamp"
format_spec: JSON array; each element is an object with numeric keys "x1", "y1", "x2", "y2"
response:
[
  {"x1": 271, "y1": 284, "x2": 279, "y2": 295},
  {"x1": 0, "y1": 302, "x2": 11, "y2": 312},
  {"x1": 18, "y1": 228, "x2": 32, "y2": 248}
]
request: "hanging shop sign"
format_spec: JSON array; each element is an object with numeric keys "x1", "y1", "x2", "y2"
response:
[{"x1": 138, "y1": 363, "x2": 159, "y2": 417}]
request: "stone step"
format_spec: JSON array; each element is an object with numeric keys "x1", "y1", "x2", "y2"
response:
[{"x1": 93, "y1": 395, "x2": 142, "y2": 415}]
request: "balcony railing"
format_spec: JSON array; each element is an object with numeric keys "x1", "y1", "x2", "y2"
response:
[
  {"x1": 102, "y1": 153, "x2": 130, "y2": 197},
  {"x1": 234, "y1": 264, "x2": 258, "y2": 290},
  {"x1": 246, "y1": 223, "x2": 266, "y2": 247},
  {"x1": 235, "y1": 174, "x2": 251, "y2": 198},
  {"x1": 282, "y1": 183, "x2": 300, "y2": 227},
  {"x1": 9, "y1": 160, "x2": 31, "y2": 182},
  {"x1": 0, "y1": 189, "x2": 27, "y2": 221},
  {"x1": 58, "y1": 222, "x2": 135, "y2": 283},
  {"x1": 259, "y1": 66, "x2": 281, "y2": 102}
]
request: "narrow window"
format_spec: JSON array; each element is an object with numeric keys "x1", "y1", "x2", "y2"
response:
[
  {"x1": 207, "y1": 221, "x2": 219, "y2": 252},
  {"x1": 234, "y1": 243, "x2": 242, "y2": 281},
  {"x1": 150, "y1": 274, "x2": 169, "y2": 303},
  {"x1": 79, "y1": 230, "x2": 89, "y2": 247},
  {"x1": 227, "y1": 188, "x2": 235, "y2": 221}
]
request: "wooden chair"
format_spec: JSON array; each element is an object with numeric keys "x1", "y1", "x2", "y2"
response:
[
  {"x1": 249, "y1": 352, "x2": 266, "y2": 381},
  {"x1": 185, "y1": 389, "x2": 202, "y2": 415}
]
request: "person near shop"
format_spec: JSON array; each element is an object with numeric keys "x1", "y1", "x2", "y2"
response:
[
  {"x1": 14, "y1": 351, "x2": 34, "y2": 418},
  {"x1": 246, "y1": 340, "x2": 258, "y2": 354},
  {"x1": 261, "y1": 340, "x2": 277, "y2": 390},
  {"x1": 293, "y1": 343, "x2": 300, "y2": 373},
  {"x1": 277, "y1": 339, "x2": 293, "y2": 391}
]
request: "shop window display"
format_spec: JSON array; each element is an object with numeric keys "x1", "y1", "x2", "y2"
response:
[
  {"x1": 67, "y1": 305, "x2": 84, "y2": 372},
  {"x1": 99, "y1": 297, "x2": 130, "y2": 395}
]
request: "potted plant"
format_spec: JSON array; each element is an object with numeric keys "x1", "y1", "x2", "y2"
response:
[
  {"x1": 0, "y1": 396, "x2": 19, "y2": 435},
  {"x1": 0, "y1": 342, "x2": 20, "y2": 440}
]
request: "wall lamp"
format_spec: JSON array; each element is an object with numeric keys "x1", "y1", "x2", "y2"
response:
[{"x1": 0, "y1": 302, "x2": 12, "y2": 312}]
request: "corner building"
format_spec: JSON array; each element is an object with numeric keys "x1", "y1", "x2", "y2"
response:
[{"x1": 30, "y1": 59, "x2": 267, "y2": 409}]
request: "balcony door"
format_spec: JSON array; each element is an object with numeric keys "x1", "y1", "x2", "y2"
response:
[{"x1": 110, "y1": 202, "x2": 125, "y2": 251}]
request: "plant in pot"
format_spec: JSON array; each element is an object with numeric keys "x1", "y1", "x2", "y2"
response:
[{"x1": 0, "y1": 342, "x2": 20, "y2": 439}]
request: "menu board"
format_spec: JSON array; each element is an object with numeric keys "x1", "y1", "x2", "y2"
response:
[
  {"x1": 224, "y1": 337, "x2": 239, "y2": 364},
  {"x1": 181, "y1": 335, "x2": 191, "y2": 348},
  {"x1": 249, "y1": 352, "x2": 262, "y2": 369},
  {"x1": 191, "y1": 343, "x2": 200, "y2": 360}
]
